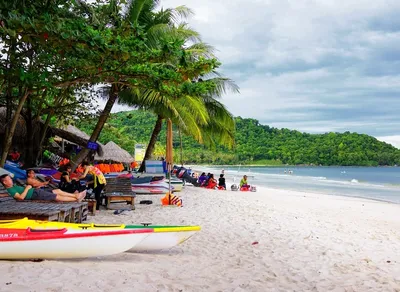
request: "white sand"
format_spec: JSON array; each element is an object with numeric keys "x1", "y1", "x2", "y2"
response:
[{"x1": 1, "y1": 185, "x2": 400, "y2": 292}]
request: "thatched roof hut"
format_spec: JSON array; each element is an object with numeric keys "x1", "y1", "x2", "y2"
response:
[
  {"x1": 51, "y1": 125, "x2": 104, "y2": 156},
  {"x1": 0, "y1": 107, "x2": 103, "y2": 156},
  {"x1": 95, "y1": 141, "x2": 134, "y2": 164}
]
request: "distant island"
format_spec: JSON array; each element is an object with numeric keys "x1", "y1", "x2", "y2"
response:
[{"x1": 77, "y1": 110, "x2": 400, "y2": 166}]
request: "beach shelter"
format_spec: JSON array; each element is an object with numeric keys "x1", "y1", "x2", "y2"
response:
[
  {"x1": 95, "y1": 141, "x2": 134, "y2": 164},
  {"x1": 166, "y1": 119, "x2": 173, "y2": 203}
]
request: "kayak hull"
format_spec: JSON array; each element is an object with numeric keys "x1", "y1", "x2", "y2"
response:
[
  {"x1": 0, "y1": 219, "x2": 200, "y2": 252},
  {"x1": 0, "y1": 218, "x2": 125, "y2": 231},
  {"x1": 125, "y1": 225, "x2": 200, "y2": 251},
  {"x1": 0, "y1": 228, "x2": 151, "y2": 259}
]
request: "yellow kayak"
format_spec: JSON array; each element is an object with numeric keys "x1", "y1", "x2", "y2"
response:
[
  {"x1": 0, "y1": 217, "x2": 125, "y2": 230},
  {"x1": 0, "y1": 218, "x2": 200, "y2": 251}
]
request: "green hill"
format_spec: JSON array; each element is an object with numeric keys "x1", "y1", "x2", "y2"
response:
[{"x1": 76, "y1": 110, "x2": 400, "y2": 166}]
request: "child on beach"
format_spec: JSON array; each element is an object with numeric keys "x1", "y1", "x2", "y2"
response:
[{"x1": 218, "y1": 174, "x2": 226, "y2": 190}]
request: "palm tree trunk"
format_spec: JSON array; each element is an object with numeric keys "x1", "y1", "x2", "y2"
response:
[
  {"x1": 179, "y1": 127, "x2": 183, "y2": 166},
  {"x1": 71, "y1": 85, "x2": 119, "y2": 171},
  {"x1": 0, "y1": 89, "x2": 29, "y2": 167},
  {"x1": 138, "y1": 115, "x2": 163, "y2": 173}
]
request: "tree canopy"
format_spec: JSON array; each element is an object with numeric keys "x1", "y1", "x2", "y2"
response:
[
  {"x1": 77, "y1": 110, "x2": 400, "y2": 166},
  {"x1": 0, "y1": 0, "x2": 232, "y2": 167}
]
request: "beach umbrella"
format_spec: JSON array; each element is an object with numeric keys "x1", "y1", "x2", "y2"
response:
[{"x1": 166, "y1": 119, "x2": 173, "y2": 204}]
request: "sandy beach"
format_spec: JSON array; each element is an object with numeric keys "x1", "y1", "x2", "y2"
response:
[{"x1": 0, "y1": 184, "x2": 400, "y2": 292}]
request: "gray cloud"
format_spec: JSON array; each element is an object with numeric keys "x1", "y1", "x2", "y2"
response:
[{"x1": 122, "y1": 0, "x2": 400, "y2": 147}]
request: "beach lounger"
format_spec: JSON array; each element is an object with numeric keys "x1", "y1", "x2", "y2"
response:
[
  {"x1": 0, "y1": 201, "x2": 61, "y2": 222},
  {"x1": 103, "y1": 177, "x2": 135, "y2": 210},
  {"x1": 83, "y1": 198, "x2": 96, "y2": 216}
]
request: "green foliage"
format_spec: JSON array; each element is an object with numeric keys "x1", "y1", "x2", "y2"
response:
[{"x1": 77, "y1": 110, "x2": 400, "y2": 166}]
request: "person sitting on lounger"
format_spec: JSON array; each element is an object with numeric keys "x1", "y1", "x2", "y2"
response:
[
  {"x1": 59, "y1": 164, "x2": 84, "y2": 193},
  {"x1": 0, "y1": 174, "x2": 86, "y2": 202},
  {"x1": 26, "y1": 169, "x2": 51, "y2": 189}
]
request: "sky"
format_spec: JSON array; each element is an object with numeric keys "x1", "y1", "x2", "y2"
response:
[{"x1": 111, "y1": 0, "x2": 400, "y2": 148}]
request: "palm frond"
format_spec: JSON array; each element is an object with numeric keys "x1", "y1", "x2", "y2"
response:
[
  {"x1": 158, "y1": 6, "x2": 194, "y2": 23},
  {"x1": 126, "y1": 0, "x2": 148, "y2": 24},
  {"x1": 185, "y1": 43, "x2": 216, "y2": 59},
  {"x1": 206, "y1": 77, "x2": 240, "y2": 96},
  {"x1": 174, "y1": 95, "x2": 210, "y2": 125}
]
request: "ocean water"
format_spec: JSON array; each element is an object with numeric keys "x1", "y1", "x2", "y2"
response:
[{"x1": 194, "y1": 166, "x2": 400, "y2": 204}]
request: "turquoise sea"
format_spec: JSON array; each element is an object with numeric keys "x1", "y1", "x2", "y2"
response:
[{"x1": 196, "y1": 166, "x2": 400, "y2": 204}]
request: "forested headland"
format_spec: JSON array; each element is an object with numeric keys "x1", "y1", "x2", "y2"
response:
[{"x1": 77, "y1": 110, "x2": 400, "y2": 166}]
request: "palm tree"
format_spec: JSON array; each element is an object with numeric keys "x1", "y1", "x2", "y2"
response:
[
  {"x1": 70, "y1": 0, "x2": 198, "y2": 170},
  {"x1": 114, "y1": 4, "x2": 240, "y2": 172},
  {"x1": 118, "y1": 74, "x2": 239, "y2": 172}
]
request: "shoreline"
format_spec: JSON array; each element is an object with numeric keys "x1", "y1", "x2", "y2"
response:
[
  {"x1": 190, "y1": 165, "x2": 400, "y2": 206},
  {"x1": 190, "y1": 164, "x2": 400, "y2": 168}
]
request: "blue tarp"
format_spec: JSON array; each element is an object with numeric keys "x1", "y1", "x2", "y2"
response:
[{"x1": 3, "y1": 163, "x2": 26, "y2": 180}]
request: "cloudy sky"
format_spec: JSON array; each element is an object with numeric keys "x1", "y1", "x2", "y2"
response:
[{"x1": 113, "y1": 0, "x2": 400, "y2": 147}]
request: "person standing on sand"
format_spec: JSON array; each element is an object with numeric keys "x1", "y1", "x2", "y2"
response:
[
  {"x1": 0, "y1": 174, "x2": 86, "y2": 202},
  {"x1": 77, "y1": 161, "x2": 107, "y2": 210}
]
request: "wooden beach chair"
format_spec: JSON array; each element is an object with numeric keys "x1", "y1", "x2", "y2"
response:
[
  {"x1": 15, "y1": 201, "x2": 73, "y2": 222},
  {"x1": 82, "y1": 198, "x2": 96, "y2": 216},
  {"x1": 103, "y1": 177, "x2": 135, "y2": 210},
  {"x1": 0, "y1": 189, "x2": 88, "y2": 223}
]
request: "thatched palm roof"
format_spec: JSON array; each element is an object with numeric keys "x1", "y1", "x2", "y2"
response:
[
  {"x1": 0, "y1": 107, "x2": 103, "y2": 156},
  {"x1": 50, "y1": 125, "x2": 104, "y2": 156},
  {"x1": 95, "y1": 141, "x2": 134, "y2": 163}
]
